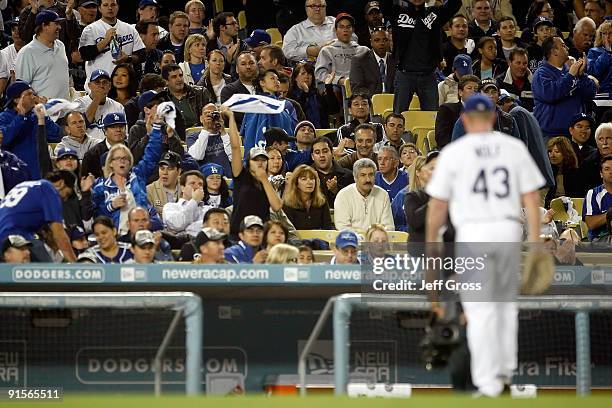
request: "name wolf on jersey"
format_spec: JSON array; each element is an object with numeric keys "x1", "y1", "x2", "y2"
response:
[{"x1": 397, "y1": 12, "x2": 437, "y2": 29}]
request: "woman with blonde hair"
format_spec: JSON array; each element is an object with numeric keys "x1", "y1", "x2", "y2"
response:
[
  {"x1": 282, "y1": 164, "x2": 333, "y2": 230},
  {"x1": 364, "y1": 224, "x2": 390, "y2": 261},
  {"x1": 92, "y1": 113, "x2": 164, "y2": 235},
  {"x1": 391, "y1": 155, "x2": 426, "y2": 232},
  {"x1": 265, "y1": 243, "x2": 299, "y2": 264},
  {"x1": 587, "y1": 20, "x2": 612, "y2": 93},
  {"x1": 179, "y1": 34, "x2": 207, "y2": 85}
]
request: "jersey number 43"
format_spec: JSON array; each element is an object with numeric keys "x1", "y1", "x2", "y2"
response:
[{"x1": 472, "y1": 167, "x2": 510, "y2": 200}]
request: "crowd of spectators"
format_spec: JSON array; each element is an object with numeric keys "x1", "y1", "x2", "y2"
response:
[{"x1": 0, "y1": 0, "x2": 611, "y2": 265}]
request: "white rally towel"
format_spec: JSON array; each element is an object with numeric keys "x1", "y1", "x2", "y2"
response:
[
  {"x1": 44, "y1": 99, "x2": 81, "y2": 122},
  {"x1": 157, "y1": 101, "x2": 177, "y2": 130},
  {"x1": 222, "y1": 94, "x2": 286, "y2": 114}
]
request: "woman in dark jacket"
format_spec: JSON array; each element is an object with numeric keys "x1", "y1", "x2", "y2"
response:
[
  {"x1": 545, "y1": 136, "x2": 582, "y2": 207},
  {"x1": 197, "y1": 49, "x2": 232, "y2": 103},
  {"x1": 287, "y1": 62, "x2": 339, "y2": 129},
  {"x1": 472, "y1": 36, "x2": 507, "y2": 80},
  {"x1": 282, "y1": 164, "x2": 333, "y2": 230}
]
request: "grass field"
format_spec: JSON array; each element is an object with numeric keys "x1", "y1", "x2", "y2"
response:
[{"x1": 4, "y1": 395, "x2": 612, "y2": 408}]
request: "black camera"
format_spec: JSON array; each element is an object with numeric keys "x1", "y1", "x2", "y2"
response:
[
  {"x1": 211, "y1": 111, "x2": 221, "y2": 121},
  {"x1": 419, "y1": 316, "x2": 462, "y2": 371}
]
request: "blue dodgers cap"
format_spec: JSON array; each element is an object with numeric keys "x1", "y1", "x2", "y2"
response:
[
  {"x1": 335, "y1": 229, "x2": 359, "y2": 249},
  {"x1": 5, "y1": 80, "x2": 32, "y2": 102},
  {"x1": 244, "y1": 29, "x2": 271, "y2": 47},
  {"x1": 90, "y1": 69, "x2": 111, "y2": 82},
  {"x1": 56, "y1": 147, "x2": 78, "y2": 160},
  {"x1": 201, "y1": 163, "x2": 224, "y2": 177},
  {"x1": 139, "y1": 0, "x2": 159, "y2": 8},
  {"x1": 463, "y1": 94, "x2": 495, "y2": 113},
  {"x1": 138, "y1": 90, "x2": 161, "y2": 110},
  {"x1": 103, "y1": 112, "x2": 127, "y2": 127},
  {"x1": 35, "y1": 10, "x2": 65, "y2": 26},
  {"x1": 453, "y1": 54, "x2": 473, "y2": 76},
  {"x1": 69, "y1": 225, "x2": 87, "y2": 241},
  {"x1": 532, "y1": 16, "x2": 553, "y2": 31},
  {"x1": 569, "y1": 112, "x2": 595, "y2": 128}
]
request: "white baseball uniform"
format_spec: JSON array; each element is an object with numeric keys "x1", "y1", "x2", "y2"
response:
[
  {"x1": 426, "y1": 131, "x2": 545, "y2": 397},
  {"x1": 74, "y1": 95, "x2": 125, "y2": 141},
  {"x1": 79, "y1": 19, "x2": 145, "y2": 89}
]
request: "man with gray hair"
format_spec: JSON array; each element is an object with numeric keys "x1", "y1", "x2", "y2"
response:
[
  {"x1": 334, "y1": 157, "x2": 394, "y2": 231},
  {"x1": 568, "y1": 17, "x2": 596, "y2": 59},
  {"x1": 375, "y1": 145, "x2": 408, "y2": 201}
]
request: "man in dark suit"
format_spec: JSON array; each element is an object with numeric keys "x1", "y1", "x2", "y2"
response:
[
  {"x1": 435, "y1": 74, "x2": 480, "y2": 149},
  {"x1": 220, "y1": 52, "x2": 259, "y2": 129},
  {"x1": 350, "y1": 27, "x2": 395, "y2": 98}
]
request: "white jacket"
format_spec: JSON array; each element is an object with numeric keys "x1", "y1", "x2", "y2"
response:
[
  {"x1": 334, "y1": 183, "x2": 395, "y2": 231},
  {"x1": 163, "y1": 198, "x2": 212, "y2": 236}
]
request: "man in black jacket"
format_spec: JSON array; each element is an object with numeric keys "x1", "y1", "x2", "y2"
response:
[
  {"x1": 311, "y1": 137, "x2": 353, "y2": 206},
  {"x1": 80, "y1": 112, "x2": 127, "y2": 179},
  {"x1": 391, "y1": 0, "x2": 461, "y2": 113},
  {"x1": 435, "y1": 74, "x2": 479, "y2": 149},
  {"x1": 160, "y1": 64, "x2": 211, "y2": 129},
  {"x1": 220, "y1": 51, "x2": 259, "y2": 128},
  {"x1": 128, "y1": 91, "x2": 185, "y2": 181},
  {"x1": 350, "y1": 27, "x2": 395, "y2": 97}
]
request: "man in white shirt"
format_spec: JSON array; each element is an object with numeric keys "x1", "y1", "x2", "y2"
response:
[
  {"x1": 78, "y1": 0, "x2": 145, "y2": 89},
  {"x1": 334, "y1": 157, "x2": 395, "y2": 231},
  {"x1": 1, "y1": 18, "x2": 25, "y2": 82},
  {"x1": 16, "y1": 10, "x2": 69, "y2": 100},
  {"x1": 163, "y1": 170, "x2": 212, "y2": 236},
  {"x1": 74, "y1": 69, "x2": 125, "y2": 140},
  {"x1": 282, "y1": 0, "x2": 337, "y2": 63},
  {"x1": 187, "y1": 103, "x2": 232, "y2": 175},
  {"x1": 426, "y1": 94, "x2": 544, "y2": 397}
]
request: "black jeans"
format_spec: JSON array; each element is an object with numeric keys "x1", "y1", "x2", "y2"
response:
[{"x1": 393, "y1": 70, "x2": 439, "y2": 113}]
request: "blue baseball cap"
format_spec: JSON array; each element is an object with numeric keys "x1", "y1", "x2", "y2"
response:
[
  {"x1": 532, "y1": 16, "x2": 553, "y2": 31},
  {"x1": 5, "y1": 80, "x2": 32, "y2": 103},
  {"x1": 103, "y1": 112, "x2": 127, "y2": 127},
  {"x1": 463, "y1": 94, "x2": 495, "y2": 113},
  {"x1": 90, "y1": 69, "x2": 111, "y2": 82},
  {"x1": 56, "y1": 147, "x2": 78, "y2": 160},
  {"x1": 244, "y1": 29, "x2": 271, "y2": 47},
  {"x1": 569, "y1": 113, "x2": 595, "y2": 128},
  {"x1": 335, "y1": 230, "x2": 359, "y2": 249},
  {"x1": 69, "y1": 225, "x2": 87, "y2": 241},
  {"x1": 139, "y1": 0, "x2": 159, "y2": 8},
  {"x1": 453, "y1": 54, "x2": 473, "y2": 76},
  {"x1": 201, "y1": 163, "x2": 224, "y2": 177},
  {"x1": 138, "y1": 90, "x2": 161, "y2": 110},
  {"x1": 35, "y1": 10, "x2": 65, "y2": 26}
]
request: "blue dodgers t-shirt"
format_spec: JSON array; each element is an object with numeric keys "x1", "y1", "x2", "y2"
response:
[
  {"x1": 0, "y1": 180, "x2": 64, "y2": 242},
  {"x1": 190, "y1": 63, "x2": 205, "y2": 83},
  {"x1": 375, "y1": 170, "x2": 409, "y2": 201},
  {"x1": 583, "y1": 184, "x2": 612, "y2": 240}
]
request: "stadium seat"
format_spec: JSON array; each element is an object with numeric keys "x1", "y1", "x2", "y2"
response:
[
  {"x1": 386, "y1": 231, "x2": 409, "y2": 242},
  {"x1": 562, "y1": 31, "x2": 569, "y2": 39},
  {"x1": 315, "y1": 128, "x2": 337, "y2": 138},
  {"x1": 411, "y1": 126, "x2": 434, "y2": 154},
  {"x1": 296, "y1": 230, "x2": 340, "y2": 244},
  {"x1": 550, "y1": 197, "x2": 584, "y2": 222},
  {"x1": 341, "y1": 78, "x2": 351, "y2": 122},
  {"x1": 372, "y1": 93, "x2": 394, "y2": 116},
  {"x1": 214, "y1": 0, "x2": 224, "y2": 13},
  {"x1": 238, "y1": 10, "x2": 247, "y2": 30},
  {"x1": 266, "y1": 28, "x2": 282, "y2": 44},
  {"x1": 186, "y1": 127, "x2": 204, "y2": 139},
  {"x1": 408, "y1": 95, "x2": 420, "y2": 110},
  {"x1": 426, "y1": 129, "x2": 437, "y2": 151},
  {"x1": 402, "y1": 111, "x2": 437, "y2": 131}
]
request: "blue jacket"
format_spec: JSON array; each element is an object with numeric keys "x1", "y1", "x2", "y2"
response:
[
  {"x1": 587, "y1": 46, "x2": 612, "y2": 93},
  {"x1": 92, "y1": 124, "x2": 163, "y2": 230},
  {"x1": 224, "y1": 240, "x2": 257, "y2": 263},
  {"x1": 0, "y1": 149, "x2": 30, "y2": 192},
  {"x1": 0, "y1": 109, "x2": 61, "y2": 179},
  {"x1": 391, "y1": 186, "x2": 409, "y2": 232},
  {"x1": 532, "y1": 61, "x2": 597, "y2": 138}
]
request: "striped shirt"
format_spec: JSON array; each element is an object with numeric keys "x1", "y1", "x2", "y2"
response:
[
  {"x1": 86, "y1": 243, "x2": 134, "y2": 264},
  {"x1": 583, "y1": 184, "x2": 612, "y2": 240}
]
